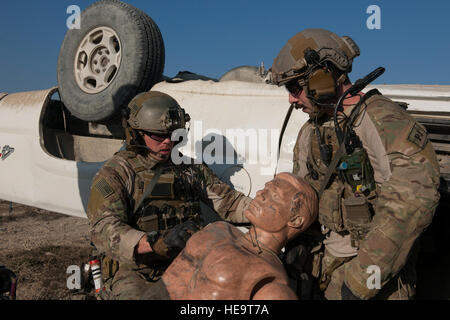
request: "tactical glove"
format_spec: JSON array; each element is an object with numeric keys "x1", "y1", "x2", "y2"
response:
[
  {"x1": 148, "y1": 220, "x2": 200, "y2": 259},
  {"x1": 341, "y1": 283, "x2": 361, "y2": 300}
]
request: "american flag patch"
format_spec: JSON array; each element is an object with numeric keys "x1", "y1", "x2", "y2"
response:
[{"x1": 94, "y1": 178, "x2": 114, "y2": 198}]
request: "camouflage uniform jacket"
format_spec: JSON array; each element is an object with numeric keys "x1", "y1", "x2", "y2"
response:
[
  {"x1": 293, "y1": 92, "x2": 440, "y2": 299},
  {"x1": 87, "y1": 149, "x2": 252, "y2": 268}
]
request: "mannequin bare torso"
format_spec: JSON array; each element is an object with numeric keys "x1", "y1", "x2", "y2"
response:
[{"x1": 163, "y1": 222, "x2": 294, "y2": 300}]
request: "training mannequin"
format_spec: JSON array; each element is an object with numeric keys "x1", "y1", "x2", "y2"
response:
[{"x1": 142, "y1": 173, "x2": 318, "y2": 300}]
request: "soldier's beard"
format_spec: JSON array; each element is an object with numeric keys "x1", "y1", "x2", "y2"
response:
[
  {"x1": 148, "y1": 148, "x2": 171, "y2": 162},
  {"x1": 309, "y1": 102, "x2": 336, "y2": 120},
  {"x1": 297, "y1": 98, "x2": 332, "y2": 118},
  {"x1": 308, "y1": 105, "x2": 326, "y2": 119}
]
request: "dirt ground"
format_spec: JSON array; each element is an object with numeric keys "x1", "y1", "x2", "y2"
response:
[
  {"x1": 0, "y1": 201, "x2": 91, "y2": 300},
  {"x1": 0, "y1": 200, "x2": 449, "y2": 300}
]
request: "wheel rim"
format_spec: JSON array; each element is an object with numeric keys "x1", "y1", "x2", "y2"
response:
[{"x1": 74, "y1": 27, "x2": 122, "y2": 94}]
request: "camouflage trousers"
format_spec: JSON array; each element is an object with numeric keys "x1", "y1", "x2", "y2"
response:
[
  {"x1": 104, "y1": 266, "x2": 163, "y2": 300},
  {"x1": 319, "y1": 249, "x2": 416, "y2": 300}
]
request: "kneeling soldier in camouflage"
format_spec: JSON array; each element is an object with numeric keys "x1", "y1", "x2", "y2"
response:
[{"x1": 87, "y1": 91, "x2": 252, "y2": 300}]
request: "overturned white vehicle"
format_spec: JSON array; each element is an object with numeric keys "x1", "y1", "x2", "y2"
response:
[{"x1": 0, "y1": 0, "x2": 448, "y2": 241}]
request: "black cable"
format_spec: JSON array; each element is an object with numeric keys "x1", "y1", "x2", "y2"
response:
[{"x1": 333, "y1": 67, "x2": 385, "y2": 146}]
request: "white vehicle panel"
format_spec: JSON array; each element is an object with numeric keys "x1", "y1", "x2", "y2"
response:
[{"x1": 0, "y1": 88, "x2": 103, "y2": 218}]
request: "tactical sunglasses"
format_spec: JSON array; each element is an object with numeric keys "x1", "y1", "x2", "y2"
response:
[
  {"x1": 140, "y1": 131, "x2": 173, "y2": 142},
  {"x1": 285, "y1": 78, "x2": 307, "y2": 97},
  {"x1": 150, "y1": 132, "x2": 173, "y2": 142}
]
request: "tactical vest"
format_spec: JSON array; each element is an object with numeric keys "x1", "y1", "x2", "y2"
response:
[
  {"x1": 99, "y1": 151, "x2": 202, "y2": 283},
  {"x1": 117, "y1": 150, "x2": 202, "y2": 234},
  {"x1": 304, "y1": 117, "x2": 377, "y2": 248}
]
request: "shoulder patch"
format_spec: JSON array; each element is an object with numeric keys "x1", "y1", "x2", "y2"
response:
[
  {"x1": 94, "y1": 178, "x2": 114, "y2": 199},
  {"x1": 407, "y1": 123, "x2": 428, "y2": 149}
]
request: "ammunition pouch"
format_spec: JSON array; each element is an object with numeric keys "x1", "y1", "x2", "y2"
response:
[
  {"x1": 316, "y1": 188, "x2": 375, "y2": 249},
  {"x1": 342, "y1": 196, "x2": 373, "y2": 248},
  {"x1": 134, "y1": 201, "x2": 201, "y2": 233},
  {"x1": 318, "y1": 184, "x2": 345, "y2": 233}
]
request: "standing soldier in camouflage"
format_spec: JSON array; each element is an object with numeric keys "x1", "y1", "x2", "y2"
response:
[
  {"x1": 87, "y1": 91, "x2": 252, "y2": 300},
  {"x1": 271, "y1": 29, "x2": 440, "y2": 300}
]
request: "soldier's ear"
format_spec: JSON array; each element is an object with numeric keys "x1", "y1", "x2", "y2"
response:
[{"x1": 287, "y1": 215, "x2": 304, "y2": 229}]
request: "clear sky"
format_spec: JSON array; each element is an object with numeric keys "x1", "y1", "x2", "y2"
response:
[{"x1": 0, "y1": 0, "x2": 449, "y2": 93}]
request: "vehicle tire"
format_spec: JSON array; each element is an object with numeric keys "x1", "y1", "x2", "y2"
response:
[
  {"x1": 57, "y1": 0, "x2": 165, "y2": 122},
  {"x1": 135, "y1": 7, "x2": 166, "y2": 90}
]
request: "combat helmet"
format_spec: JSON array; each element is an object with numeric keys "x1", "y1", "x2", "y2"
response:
[
  {"x1": 271, "y1": 29, "x2": 360, "y2": 87},
  {"x1": 123, "y1": 91, "x2": 190, "y2": 146}
]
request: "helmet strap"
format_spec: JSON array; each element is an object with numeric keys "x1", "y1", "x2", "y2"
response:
[
  {"x1": 123, "y1": 119, "x2": 133, "y2": 146},
  {"x1": 336, "y1": 74, "x2": 348, "y2": 91},
  {"x1": 127, "y1": 127, "x2": 143, "y2": 147}
]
